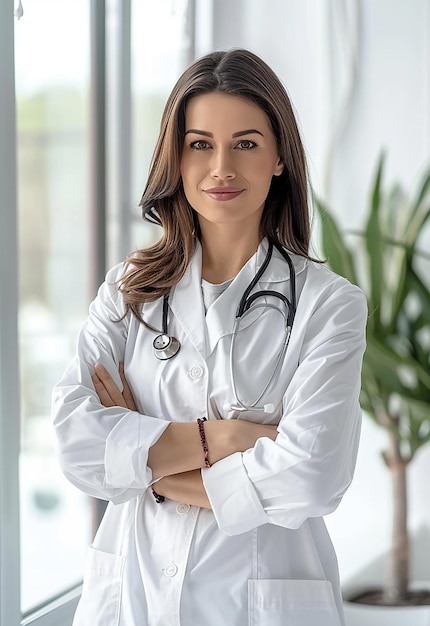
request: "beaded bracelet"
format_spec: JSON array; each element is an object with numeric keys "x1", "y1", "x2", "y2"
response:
[
  {"x1": 151, "y1": 488, "x2": 165, "y2": 503},
  {"x1": 197, "y1": 417, "x2": 211, "y2": 468}
]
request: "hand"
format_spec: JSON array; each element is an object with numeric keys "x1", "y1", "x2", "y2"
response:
[
  {"x1": 155, "y1": 470, "x2": 211, "y2": 509},
  {"x1": 92, "y1": 362, "x2": 137, "y2": 411}
]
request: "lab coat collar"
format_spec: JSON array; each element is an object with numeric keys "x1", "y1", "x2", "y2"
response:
[
  {"x1": 169, "y1": 243, "x2": 208, "y2": 357},
  {"x1": 169, "y1": 238, "x2": 307, "y2": 358}
]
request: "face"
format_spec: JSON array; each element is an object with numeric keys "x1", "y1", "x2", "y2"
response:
[{"x1": 180, "y1": 92, "x2": 283, "y2": 233}]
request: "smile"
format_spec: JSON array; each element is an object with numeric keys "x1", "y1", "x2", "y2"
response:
[{"x1": 203, "y1": 187, "x2": 244, "y2": 201}]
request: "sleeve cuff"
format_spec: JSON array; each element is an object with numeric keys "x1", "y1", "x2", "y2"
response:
[
  {"x1": 105, "y1": 413, "x2": 169, "y2": 488},
  {"x1": 202, "y1": 452, "x2": 269, "y2": 536}
]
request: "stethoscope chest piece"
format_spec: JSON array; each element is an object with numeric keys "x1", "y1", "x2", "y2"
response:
[{"x1": 153, "y1": 333, "x2": 181, "y2": 360}]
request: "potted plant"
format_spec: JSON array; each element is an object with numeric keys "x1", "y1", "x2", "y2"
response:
[{"x1": 314, "y1": 154, "x2": 430, "y2": 621}]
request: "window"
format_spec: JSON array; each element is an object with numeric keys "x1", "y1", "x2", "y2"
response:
[
  {"x1": 131, "y1": 0, "x2": 195, "y2": 251},
  {"x1": 1, "y1": 1, "x2": 198, "y2": 623},
  {"x1": 15, "y1": 0, "x2": 93, "y2": 613},
  {"x1": 107, "y1": 0, "x2": 197, "y2": 263}
]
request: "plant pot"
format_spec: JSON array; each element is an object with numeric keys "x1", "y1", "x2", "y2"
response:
[{"x1": 343, "y1": 583, "x2": 430, "y2": 626}]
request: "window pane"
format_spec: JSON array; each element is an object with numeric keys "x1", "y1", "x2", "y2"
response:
[
  {"x1": 130, "y1": 0, "x2": 192, "y2": 249},
  {"x1": 15, "y1": 0, "x2": 92, "y2": 612}
]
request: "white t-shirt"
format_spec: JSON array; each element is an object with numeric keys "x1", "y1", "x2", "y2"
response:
[{"x1": 201, "y1": 278, "x2": 233, "y2": 312}]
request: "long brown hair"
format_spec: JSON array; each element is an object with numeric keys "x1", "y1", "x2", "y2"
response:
[{"x1": 120, "y1": 48, "x2": 312, "y2": 321}]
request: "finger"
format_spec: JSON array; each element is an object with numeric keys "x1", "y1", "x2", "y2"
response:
[
  {"x1": 92, "y1": 373, "x2": 115, "y2": 407},
  {"x1": 94, "y1": 363, "x2": 128, "y2": 408},
  {"x1": 119, "y1": 363, "x2": 138, "y2": 411}
]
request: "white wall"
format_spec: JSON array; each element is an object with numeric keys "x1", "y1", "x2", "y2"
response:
[
  {"x1": 206, "y1": 0, "x2": 430, "y2": 589},
  {"x1": 206, "y1": 0, "x2": 430, "y2": 215}
]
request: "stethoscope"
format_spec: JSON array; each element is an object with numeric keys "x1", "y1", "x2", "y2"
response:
[{"x1": 152, "y1": 241, "x2": 296, "y2": 414}]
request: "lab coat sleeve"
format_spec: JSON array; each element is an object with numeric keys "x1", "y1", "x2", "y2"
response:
[
  {"x1": 202, "y1": 278, "x2": 367, "y2": 535},
  {"x1": 52, "y1": 264, "x2": 170, "y2": 504}
]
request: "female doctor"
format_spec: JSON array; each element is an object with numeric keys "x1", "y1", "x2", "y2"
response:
[{"x1": 52, "y1": 48, "x2": 367, "y2": 626}]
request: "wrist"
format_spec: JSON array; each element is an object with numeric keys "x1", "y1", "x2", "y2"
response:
[
  {"x1": 204, "y1": 419, "x2": 245, "y2": 463},
  {"x1": 196, "y1": 418, "x2": 211, "y2": 467}
]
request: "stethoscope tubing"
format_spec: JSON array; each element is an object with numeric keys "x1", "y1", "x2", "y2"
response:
[
  {"x1": 229, "y1": 241, "x2": 296, "y2": 412},
  {"x1": 152, "y1": 241, "x2": 297, "y2": 414},
  {"x1": 229, "y1": 302, "x2": 292, "y2": 412}
]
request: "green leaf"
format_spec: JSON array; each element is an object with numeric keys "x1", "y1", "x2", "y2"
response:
[
  {"x1": 406, "y1": 169, "x2": 430, "y2": 238},
  {"x1": 405, "y1": 205, "x2": 430, "y2": 251},
  {"x1": 408, "y1": 265, "x2": 430, "y2": 321},
  {"x1": 315, "y1": 154, "x2": 430, "y2": 471},
  {"x1": 363, "y1": 337, "x2": 409, "y2": 396},
  {"x1": 365, "y1": 154, "x2": 385, "y2": 330},
  {"x1": 401, "y1": 398, "x2": 430, "y2": 458},
  {"x1": 364, "y1": 334, "x2": 430, "y2": 401},
  {"x1": 313, "y1": 195, "x2": 357, "y2": 284}
]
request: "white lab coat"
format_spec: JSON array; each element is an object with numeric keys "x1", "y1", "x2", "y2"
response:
[{"x1": 52, "y1": 238, "x2": 367, "y2": 626}]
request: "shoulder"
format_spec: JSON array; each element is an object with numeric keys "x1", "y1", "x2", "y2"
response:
[
  {"x1": 269, "y1": 245, "x2": 367, "y2": 314},
  {"x1": 299, "y1": 261, "x2": 368, "y2": 331},
  {"x1": 90, "y1": 262, "x2": 129, "y2": 316},
  {"x1": 306, "y1": 260, "x2": 366, "y2": 301},
  {"x1": 104, "y1": 262, "x2": 128, "y2": 287}
]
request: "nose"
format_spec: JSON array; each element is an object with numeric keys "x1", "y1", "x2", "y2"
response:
[{"x1": 210, "y1": 148, "x2": 236, "y2": 180}]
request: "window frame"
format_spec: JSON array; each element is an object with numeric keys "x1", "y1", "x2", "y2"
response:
[
  {"x1": 0, "y1": 1, "x2": 22, "y2": 623},
  {"x1": 21, "y1": 587, "x2": 82, "y2": 626}
]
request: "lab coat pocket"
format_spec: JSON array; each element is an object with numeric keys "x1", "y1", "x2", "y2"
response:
[
  {"x1": 248, "y1": 579, "x2": 342, "y2": 626},
  {"x1": 73, "y1": 546, "x2": 125, "y2": 626}
]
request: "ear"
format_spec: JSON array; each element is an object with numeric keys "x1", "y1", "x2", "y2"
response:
[{"x1": 273, "y1": 158, "x2": 284, "y2": 177}]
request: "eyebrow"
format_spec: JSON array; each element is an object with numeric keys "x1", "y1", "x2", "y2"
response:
[{"x1": 184, "y1": 128, "x2": 264, "y2": 138}]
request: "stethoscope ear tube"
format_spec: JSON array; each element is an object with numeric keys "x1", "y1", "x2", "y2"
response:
[
  {"x1": 235, "y1": 241, "x2": 274, "y2": 318},
  {"x1": 228, "y1": 241, "x2": 297, "y2": 413},
  {"x1": 242, "y1": 289, "x2": 292, "y2": 316},
  {"x1": 229, "y1": 304, "x2": 292, "y2": 413}
]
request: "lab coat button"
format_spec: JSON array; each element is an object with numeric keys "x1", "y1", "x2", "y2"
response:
[
  {"x1": 176, "y1": 503, "x2": 190, "y2": 515},
  {"x1": 164, "y1": 563, "x2": 178, "y2": 577},
  {"x1": 189, "y1": 365, "x2": 204, "y2": 380}
]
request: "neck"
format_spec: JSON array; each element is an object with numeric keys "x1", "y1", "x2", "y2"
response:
[{"x1": 199, "y1": 223, "x2": 262, "y2": 283}]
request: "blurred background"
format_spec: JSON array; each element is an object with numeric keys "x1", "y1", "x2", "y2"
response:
[{"x1": 3, "y1": 0, "x2": 430, "y2": 621}]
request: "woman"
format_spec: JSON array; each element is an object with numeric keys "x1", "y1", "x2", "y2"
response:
[{"x1": 52, "y1": 48, "x2": 367, "y2": 626}]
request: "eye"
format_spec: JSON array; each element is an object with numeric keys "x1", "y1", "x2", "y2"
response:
[
  {"x1": 189, "y1": 140, "x2": 211, "y2": 150},
  {"x1": 235, "y1": 140, "x2": 257, "y2": 150}
]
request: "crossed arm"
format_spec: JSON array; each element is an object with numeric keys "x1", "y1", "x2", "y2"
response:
[{"x1": 93, "y1": 363, "x2": 278, "y2": 508}]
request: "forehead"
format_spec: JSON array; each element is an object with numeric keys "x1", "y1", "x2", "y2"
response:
[{"x1": 184, "y1": 92, "x2": 272, "y2": 132}]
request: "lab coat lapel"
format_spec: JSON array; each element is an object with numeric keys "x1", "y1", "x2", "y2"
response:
[
  {"x1": 205, "y1": 239, "x2": 290, "y2": 355},
  {"x1": 169, "y1": 240, "x2": 265, "y2": 359},
  {"x1": 169, "y1": 243, "x2": 208, "y2": 358}
]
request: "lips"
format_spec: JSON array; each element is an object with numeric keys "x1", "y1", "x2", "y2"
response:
[{"x1": 203, "y1": 187, "x2": 244, "y2": 201}]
